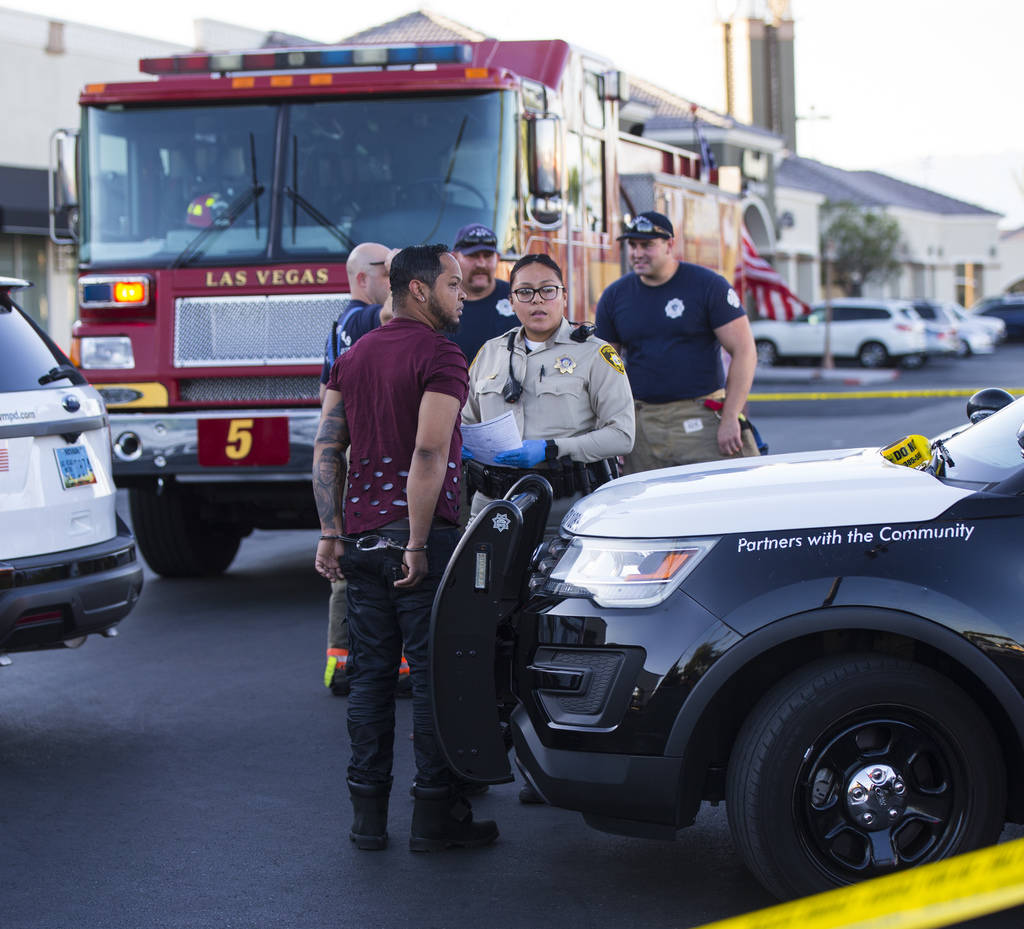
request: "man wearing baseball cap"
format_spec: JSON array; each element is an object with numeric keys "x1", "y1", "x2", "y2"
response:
[
  {"x1": 595, "y1": 210, "x2": 759, "y2": 472},
  {"x1": 449, "y1": 223, "x2": 515, "y2": 363}
]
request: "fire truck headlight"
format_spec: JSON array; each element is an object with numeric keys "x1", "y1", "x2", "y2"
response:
[{"x1": 80, "y1": 336, "x2": 134, "y2": 370}]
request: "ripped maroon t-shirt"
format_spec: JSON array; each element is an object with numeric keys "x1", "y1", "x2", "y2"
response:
[{"x1": 327, "y1": 317, "x2": 468, "y2": 534}]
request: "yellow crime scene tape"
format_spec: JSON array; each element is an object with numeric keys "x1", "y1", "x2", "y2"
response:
[
  {"x1": 749, "y1": 389, "x2": 1024, "y2": 402},
  {"x1": 691, "y1": 837, "x2": 1024, "y2": 929}
]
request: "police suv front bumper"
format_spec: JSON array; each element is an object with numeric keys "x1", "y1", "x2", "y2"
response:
[{"x1": 511, "y1": 704, "x2": 685, "y2": 838}]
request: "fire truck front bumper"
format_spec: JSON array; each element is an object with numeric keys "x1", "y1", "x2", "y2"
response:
[{"x1": 108, "y1": 408, "x2": 320, "y2": 482}]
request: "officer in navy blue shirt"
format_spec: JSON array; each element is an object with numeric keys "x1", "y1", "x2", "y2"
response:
[
  {"x1": 595, "y1": 211, "x2": 758, "y2": 472},
  {"x1": 449, "y1": 223, "x2": 515, "y2": 364},
  {"x1": 319, "y1": 242, "x2": 393, "y2": 401}
]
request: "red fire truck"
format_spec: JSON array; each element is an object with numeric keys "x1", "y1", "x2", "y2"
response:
[{"x1": 50, "y1": 38, "x2": 742, "y2": 576}]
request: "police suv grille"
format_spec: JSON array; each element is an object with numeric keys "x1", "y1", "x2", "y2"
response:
[
  {"x1": 542, "y1": 650, "x2": 623, "y2": 715},
  {"x1": 178, "y1": 376, "x2": 319, "y2": 403},
  {"x1": 174, "y1": 293, "x2": 347, "y2": 367}
]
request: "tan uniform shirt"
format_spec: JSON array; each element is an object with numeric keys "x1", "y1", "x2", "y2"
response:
[{"x1": 462, "y1": 318, "x2": 635, "y2": 463}]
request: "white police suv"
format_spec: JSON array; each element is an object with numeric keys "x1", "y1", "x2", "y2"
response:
[
  {"x1": 0, "y1": 278, "x2": 142, "y2": 666},
  {"x1": 431, "y1": 392, "x2": 1024, "y2": 900}
]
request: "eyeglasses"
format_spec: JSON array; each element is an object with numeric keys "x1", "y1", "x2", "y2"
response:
[
  {"x1": 456, "y1": 229, "x2": 497, "y2": 247},
  {"x1": 625, "y1": 215, "x2": 671, "y2": 237},
  {"x1": 368, "y1": 260, "x2": 385, "y2": 266},
  {"x1": 512, "y1": 285, "x2": 564, "y2": 302}
]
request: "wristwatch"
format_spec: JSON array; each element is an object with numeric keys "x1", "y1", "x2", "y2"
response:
[{"x1": 544, "y1": 439, "x2": 559, "y2": 461}]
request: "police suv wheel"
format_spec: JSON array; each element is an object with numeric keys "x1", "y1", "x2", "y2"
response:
[{"x1": 725, "y1": 654, "x2": 1005, "y2": 900}]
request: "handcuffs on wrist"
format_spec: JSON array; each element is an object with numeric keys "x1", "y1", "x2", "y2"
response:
[{"x1": 319, "y1": 533, "x2": 426, "y2": 553}]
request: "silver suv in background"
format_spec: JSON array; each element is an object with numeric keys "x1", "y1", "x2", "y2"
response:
[
  {"x1": 0, "y1": 278, "x2": 143, "y2": 667},
  {"x1": 909, "y1": 300, "x2": 960, "y2": 358},
  {"x1": 752, "y1": 298, "x2": 927, "y2": 368}
]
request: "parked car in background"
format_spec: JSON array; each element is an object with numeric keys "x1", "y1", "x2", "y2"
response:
[
  {"x1": 0, "y1": 278, "x2": 143, "y2": 668},
  {"x1": 943, "y1": 302, "x2": 999, "y2": 355},
  {"x1": 751, "y1": 298, "x2": 927, "y2": 369},
  {"x1": 972, "y1": 294, "x2": 1024, "y2": 340},
  {"x1": 909, "y1": 300, "x2": 960, "y2": 358}
]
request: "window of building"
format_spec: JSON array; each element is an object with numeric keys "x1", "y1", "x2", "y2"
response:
[{"x1": 0, "y1": 234, "x2": 47, "y2": 326}]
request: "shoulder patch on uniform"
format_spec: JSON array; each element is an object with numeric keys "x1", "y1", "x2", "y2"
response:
[{"x1": 599, "y1": 344, "x2": 626, "y2": 374}]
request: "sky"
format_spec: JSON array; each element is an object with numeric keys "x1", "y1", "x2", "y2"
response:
[{"x1": 24, "y1": 0, "x2": 1024, "y2": 226}]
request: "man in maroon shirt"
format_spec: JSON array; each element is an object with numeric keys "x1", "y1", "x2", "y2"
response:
[{"x1": 312, "y1": 244, "x2": 498, "y2": 852}]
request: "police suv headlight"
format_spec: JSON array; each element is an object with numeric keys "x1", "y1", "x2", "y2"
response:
[
  {"x1": 541, "y1": 537, "x2": 717, "y2": 608},
  {"x1": 80, "y1": 336, "x2": 134, "y2": 369}
]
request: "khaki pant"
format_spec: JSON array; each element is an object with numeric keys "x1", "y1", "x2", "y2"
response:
[{"x1": 624, "y1": 394, "x2": 760, "y2": 475}]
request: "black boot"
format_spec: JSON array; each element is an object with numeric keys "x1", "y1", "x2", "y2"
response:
[
  {"x1": 409, "y1": 784, "x2": 499, "y2": 852},
  {"x1": 348, "y1": 778, "x2": 390, "y2": 850}
]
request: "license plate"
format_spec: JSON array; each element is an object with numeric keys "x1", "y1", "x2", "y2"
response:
[
  {"x1": 54, "y1": 445, "x2": 97, "y2": 489},
  {"x1": 197, "y1": 417, "x2": 290, "y2": 467}
]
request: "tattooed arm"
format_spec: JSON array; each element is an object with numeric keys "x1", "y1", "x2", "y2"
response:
[{"x1": 312, "y1": 388, "x2": 350, "y2": 581}]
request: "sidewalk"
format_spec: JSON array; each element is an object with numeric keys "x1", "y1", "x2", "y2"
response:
[{"x1": 753, "y1": 366, "x2": 901, "y2": 386}]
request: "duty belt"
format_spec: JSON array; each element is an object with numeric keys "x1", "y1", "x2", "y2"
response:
[{"x1": 465, "y1": 457, "x2": 618, "y2": 501}]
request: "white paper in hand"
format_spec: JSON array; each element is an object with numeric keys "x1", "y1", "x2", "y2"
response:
[{"x1": 462, "y1": 411, "x2": 523, "y2": 466}]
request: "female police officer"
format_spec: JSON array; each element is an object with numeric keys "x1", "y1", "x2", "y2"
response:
[{"x1": 462, "y1": 253, "x2": 635, "y2": 532}]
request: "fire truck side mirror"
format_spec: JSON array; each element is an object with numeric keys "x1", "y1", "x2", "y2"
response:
[
  {"x1": 49, "y1": 128, "x2": 80, "y2": 245},
  {"x1": 527, "y1": 116, "x2": 561, "y2": 201},
  {"x1": 527, "y1": 116, "x2": 563, "y2": 227}
]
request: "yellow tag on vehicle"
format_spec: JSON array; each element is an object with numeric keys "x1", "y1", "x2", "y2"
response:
[{"x1": 881, "y1": 434, "x2": 930, "y2": 469}]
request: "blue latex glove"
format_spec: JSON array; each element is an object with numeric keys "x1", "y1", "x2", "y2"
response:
[
  {"x1": 495, "y1": 439, "x2": 547, "y2": 468},
  {"x1": 461, "y1": 446, "x2": 475, "y2": 461}
]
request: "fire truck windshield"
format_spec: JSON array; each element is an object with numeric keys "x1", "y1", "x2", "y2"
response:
[{"x1": 80, "y1": 91, "x2": 516, "y2": 268}]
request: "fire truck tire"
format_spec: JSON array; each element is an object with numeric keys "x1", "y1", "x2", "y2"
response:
[{"x1": 129, "y1": 487, "x2": 242, "y2": 577}]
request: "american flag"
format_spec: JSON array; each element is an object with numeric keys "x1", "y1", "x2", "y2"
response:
[
  {"x1": 0, "y1": 441, "x2": 8, "y2": 472},
  {"x1": 735, "y1": 225, "x2": 811, "y2": 321}
]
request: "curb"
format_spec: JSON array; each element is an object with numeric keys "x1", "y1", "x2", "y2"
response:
[{"x1": 753, "y1": 366, "x2": 901, "y2": 386}]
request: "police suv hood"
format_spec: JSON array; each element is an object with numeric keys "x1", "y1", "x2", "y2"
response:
[{"x1": 563, "y1": 447, "x2": 974, "y2": 538}]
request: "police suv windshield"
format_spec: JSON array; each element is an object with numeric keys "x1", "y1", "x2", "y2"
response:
[
  {"x1": 80, "y1": 92, "x2": 516, "y2": 268},
  {"x1": 941, "y1": 397, "x2": 1024, "y2": 484}
]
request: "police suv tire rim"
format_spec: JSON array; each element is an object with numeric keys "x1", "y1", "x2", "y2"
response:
[{"x1": 724, "y1": 654, "x2": 1005, "y2": 900}]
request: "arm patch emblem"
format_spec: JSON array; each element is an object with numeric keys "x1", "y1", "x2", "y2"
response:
[{"x1": 599, "y1": 344, "x2": 626, "y2": 374}]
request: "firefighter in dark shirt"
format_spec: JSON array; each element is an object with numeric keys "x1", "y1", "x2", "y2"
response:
[{"x1": 448, "y1": 223, "x2": 515, "y2": 363}]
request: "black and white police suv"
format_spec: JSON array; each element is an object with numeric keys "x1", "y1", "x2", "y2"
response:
[
  {"x1": 0, "y1": 278, "x2": 143, "y2": 667},
  {"x1": 431, "y1": 392, "x2": 1024, "y2": 900}
]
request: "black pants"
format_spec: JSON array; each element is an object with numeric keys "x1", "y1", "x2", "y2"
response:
[{"x1": 339, "y1": 524, "x2": 460, "y2": 787}]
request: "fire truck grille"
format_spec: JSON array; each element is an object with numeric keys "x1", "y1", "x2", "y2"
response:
[
  {"x1": 174, "y1": 293, "x2": 348, "y2": 367},
  {"x1": 178, "y1": 376, "x2": 320, "y2": 403}
]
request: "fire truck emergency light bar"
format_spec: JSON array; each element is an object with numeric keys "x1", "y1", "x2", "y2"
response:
[{"x1": 140, "y1": 44, "x2": 474, "y2": 76}]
